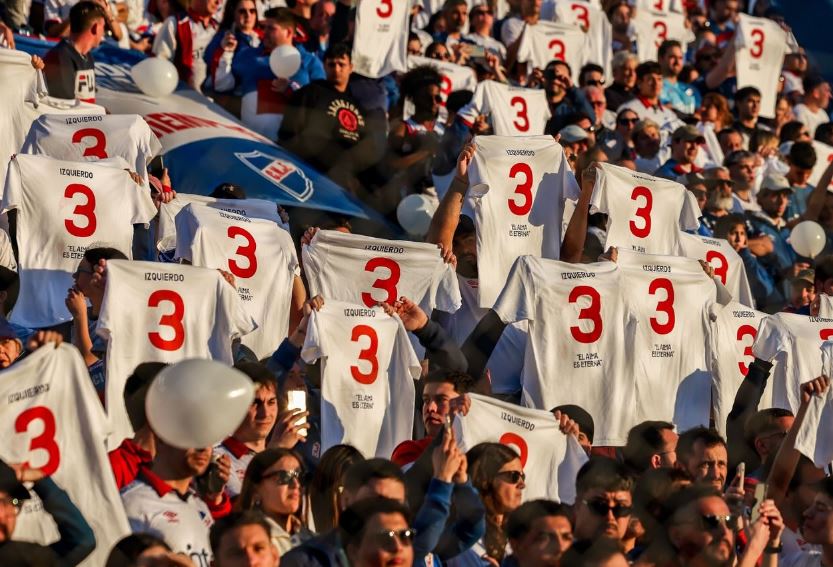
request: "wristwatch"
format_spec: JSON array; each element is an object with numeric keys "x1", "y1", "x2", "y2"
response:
[{"x1": 764, "y1": 542, "x2": 783, "y2": 554}]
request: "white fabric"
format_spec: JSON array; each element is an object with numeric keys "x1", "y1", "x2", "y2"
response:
[
  {"x1": 493, "y1": 256, "x2": 639, "y2": 446},
  {"x1": 809, "y1": 141, "x2": 833, "y2": 190},
  {"x1": 735, "y1": 14, "x2": 791, "y2": 118},
  {"x1": 407, "y1": 56, "x2": 478, "y2": 104},
  {"x1": 589, "y1": 163, "x2": 700, "y2": 255},
  {"x1": 1, "y1": 154, "x2": 157, "y2": 328},
  {"x1": 301, "y1": 300, "x2": 420, "y2": 458},
  {"x1": 706, "y1": 301, "x2": 771, "y2": 436},
  {"x1": 617, "y1": 97, "x2": 683, "y2": 138},
  {"x1": 455, "y1": 393, "x2": 588, "y2": 502},
  {"x1": 552, "y1": 1, "x2": 613, "y2": 79},
  {"x1": 819, "y1": 294, "x2": 833, "y2": 319},
  {"x1": 97, "y1": 260, "x2": 256, "y2": 448},
  {"x1": 174, "y1": 204, "x2": 298, "y2": 359},
  {"x1": 466, "y1": 135, "x2": 579, "y2": 307},
  {"x1": 457, "y1": 80, "x2": 551, "y2": 137},
  {"x1": 211, "y1": 442, "x2": 253, "y2": 498},
  {"x1": 679, "y1": 232, "x2": 754, "y2": 308},
  {"x1": 794, "y1": 341, "x2": 833, "y2": 468},
  {"x1": 0, "y1": 345, "x2": 130, "y2": 567},
  {"x1": 152, "y1": 15, "x2": 217, "y2": 92},
  {"x1": 352, "y1": 0, "x2": 409, "y2": 79},
  {"x1": 617, "y1": 249, "x2": 717, "y2": 430},
  {"x1": 21, "y1": 114, "x2": 162, "y2": 181},
  {"x1": 793, "y1": 104, "x2": 830, "y2": 138},
  {"x1": 516, "y1": 21, "x2": 589, "y2": 83},
  {"x1": 631, "y1": 10, "x2": 694, "y2": 64}
]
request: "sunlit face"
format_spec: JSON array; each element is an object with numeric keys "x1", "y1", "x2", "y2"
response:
[
  {"x1": 421, "y1": 381, "x2": 458, "y2": 437},
  {"x1": 0, "y1": 338, "x2": 22, "y2": 369},
  {"x1": 0, "y1": 490, "x2": 19, "y2": 543},
  {"x1": 254, "y1": 455, "x2": 304, "y2": 518},
  {"x1": 662, "y1": 46, "x2": 684, "y2": 76},
  {"x1": 724, "y1": 223, "x2": 747, "y2": 252},
  {"x1": 614, "y1": 59, "x2": 637, "y2": 89},
  {"x1": 803, "y1": 493, "x2": 833, "y2": 545},
  {"x1": 234, "y1": 384, "x2": 278, "y2": 443},
  {"x1": 234, "y1": 0, "x2": 257, "y2": 32},
  {"x1": 492, "y1": 458, "x2": 525, "y2": 514},
  {"x1": 683, "y1": 441, "x2": 727, "y2": 490},
  {"x1": 510, "y1": 515, "x2": 573, "y2": 567},
  {"x1": 348, "y1": 512, "x2": 413, "y2": 567},
  {"x1": 215, "y1": 524, "x2": 279, "y2": 567},
  {"x1": 670, "y1": 497, "x2": 734, "y2": 563},
  {"x1": 638, "y1": 73, "x2": 663, "y2": 99},
  {"x1": 574, "y1": 489, "x2": 632, "y2": 541}
]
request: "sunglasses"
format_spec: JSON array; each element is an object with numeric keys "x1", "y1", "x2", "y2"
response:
[
  {"x1": 262, "y1": 469, "x2": 304, "y2": 486},
  {"x1": 701, "y1": 514, "x2": 732, "y2": 531},
  {"x1": 618, "y1": 117, "x2": 639, "y2": 125},
  {"x1": 585, "y1": 79, "x2": 605, "y2": 87},
  {"x1": 584, "y1": 499, "x2": 632, "y2": 518},
  {"x1": 237, "y1": 8, "x2": 256, "y2": 14},
  {"x1": 371, "y1": 529, "x2": 416, "y2": 549},
  {"x1": 496, "y1": 470, "x2": 526, "y2": 484}
]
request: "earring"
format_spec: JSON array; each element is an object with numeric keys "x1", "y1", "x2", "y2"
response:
[{"x1": 254, "y1": 497, "x2": 262, "y2": 508}]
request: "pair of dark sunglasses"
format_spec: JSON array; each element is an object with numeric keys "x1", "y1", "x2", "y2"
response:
[
  {"x1": 584, "y1": 499, "x2": 632, "y2": 518},
  {"x1": 371, "y1": 529, "x2": 417, "y2": 549},
  {"x1": 496, "y1": 470, "x2": 526, "y2": 484},
  {"x1": 262, "y1": 469, "x2": 305, "y2": 486}
]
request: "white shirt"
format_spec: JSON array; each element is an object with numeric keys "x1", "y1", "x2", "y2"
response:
[
  {"x1": 0, "y1": 345, "x2": 130, "y2": 567},
  {"x1": 212, "y1": 437, "x2": 254, "y2": 498},
  {"x1": 631, "y1": 9, "x2": 694, "y2": 64},
  {"x1": 174, "y1": 204, "x2": 299, "y2": 359},
  {"x1": 617, "y1": 249, "x2": 719, "y2": 430},
  {"x1": 407, "y1": 56, "x2": 478, "y2": 104},
  {"x1": 1, "y1": 154, "x2": 157, "y2": 328},
  {"x1": 553, "y1": 1, "x2": 613, "y2": 79},
  {"x1": 493, "y1": 256, "x2": 639, "y2": 446},
  {"x1": 793, "y1": 103, "x2": 830, "y2": 137},
  {"x1": 736, "y1": 14, "x2": 791, "y2": 118},
  {"x1": 97, "y1": 260, "x2": 256, "y2": 448},
  {"x1": 455, "y1": 393, "x2": 588, "y2": 502},
  {"x1": 617, "y1": 96, "x2": 684, "y2": 138},
  {"x1": 462, "y1": 32, "x2": 507, "y2": 60},
  {"x1": 809, "y1": 141, "x2": 833, "y2": 189},
  {"x1": 589, "y1": 162, "x2": 700, "y2": 256},
  {"x1": 152, "y1": 15, "x2": 218, "y2": 92},
  {"x1": 351, "y1": 0, "x2": 409, "y2": 79},
  {"x1": 466, "y1": 135, "x2": 579, "y2": 307},
  {"x1": 679, "y1": 232, "x2": 754, "y2": 307},
  {"x1": 301, "y1": 301, "x2": 420, "y2": 458},
  {"x1": 21, "y1": 113, "x2": 162, "y2": 182},
  {"x1": 516, "y1": 21, "x2": 589, "y2": 84},
  {"x1": 458, "y1": 81, "x2": 551, "y2": 137},
  {"x1": 794, "y1": 341, "x2": 833, "y2": 468},
  {"x1": 44, "y1": 0, "x2": 76, "y2": 23}
]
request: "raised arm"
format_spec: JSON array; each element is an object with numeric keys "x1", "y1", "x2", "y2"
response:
[{"x1": 426, "y1": 143, "x2": 475, "y2": 250}]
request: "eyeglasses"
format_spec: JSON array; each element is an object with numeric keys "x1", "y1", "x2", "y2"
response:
[
  {"x1": 496, "y1": 470, "x2": 526, "y2": 485},
  {"x1": 262, "y1": 469, "x2": 304, "y2": 486},
  {"x1": 371, "y1": 529, "x2": 416, "y2": 550},
  {"x1": 0, "y1": 496, "x2": 21, "y2": 514},
  {"x1": 237, "y1": 8, "x2": 256, "y2": 14},
  {"x1": 583, "y1": 499, "x2": 632, "y2": 518},
  {"x1": 700, "y1": 514, "x2": 732, "y2": 531},
  {"x1": 583, "y1": 125, "x2": 596, "y2": 133},
  {"x1": 585, "y1": 79, "x2": 605, "y2": 86},
  {"x1": 618, "y1": 117, "x2": 639, "y2": 125}
]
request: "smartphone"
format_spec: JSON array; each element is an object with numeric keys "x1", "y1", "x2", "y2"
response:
[
  {"x1": 197, "y1": 453, "x2": 225, "y2": 495},
  {"x1": 751, "y1": 482, "x2": 767, "y2": 523},
  {"x1": 287, "y1": 390, "x2": 307, "y2": 438},
  {"x1": 736, "y1": 462, "x2": 745, "y2": 488},
  {"x1": 463, "y1": 44, "x2": 486, "y2": 58}
]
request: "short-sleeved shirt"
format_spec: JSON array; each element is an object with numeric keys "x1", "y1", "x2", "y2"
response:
[{"x1": 43, "y1": 39, "x2": 96, "y2": 102}]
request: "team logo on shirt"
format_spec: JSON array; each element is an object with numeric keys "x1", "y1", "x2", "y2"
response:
[
  {"x1": 75, "y1": 70, "x2": 96, "y2": 102},
  {"x1": 162, "y1": 511, "x2": 179, "y2": 523},
  {"x1": 233, "y1": 150, "x2": 313, "y2": 202},
  {"x1": 327, "y1": 99, "x2": 365, "y2": 142}
]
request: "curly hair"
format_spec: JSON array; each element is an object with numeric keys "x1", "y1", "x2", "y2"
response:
[{"x1": 399, "y1": 65, "x2": 443, "y2": 101}]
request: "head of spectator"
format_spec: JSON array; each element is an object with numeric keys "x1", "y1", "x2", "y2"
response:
[
  {"x1": 323, "y1": 43, "x2": 353, "y2": 92},
  {"x1": 735, "y1": 86, "x2": 762, "y2": 127},
  {"x1": 210, "y1": 182, "x2": 247, "y2": 200},
  {"x1": 407, "y1": 33, "x2": 423, "y2": 56},
  {"x1": 680, "y1": 172, "x2": 708, "y2": 211},
  {"x1": 442, "y1": 0, "x2": 467, "y2": 35},
  {"x1": 703, "y1": 167, "x2": 735, "y2": 214},
  {"x1": 666, "y1": 484, "x2": 735, "y2": 566},
  {"x1": 309, "y1": 444, "x2": 363, "y2": 533},
  {"x1": 784, "y1": 48, "x2": 809, "y2": 76},
  {"x1": 780, "y1": 455, "x2": 825, "y2": 531},
  {"x1": 709, "y1": 0, "x2": 738, "y2": 25},
  {"x1": 0, "y1": 460, "x2": 29, "y2": 543},
  {"x1": 552, "y1": 404, "x2": 594, "y2": 454},
  {"x1": 744, "y1": 408, "x2": 794, "y2": 468},
  {"x1": 123, "y1": 362, "x2": 167, "y2": 458},
  {"x1": 611, "y1": 51, "x2": 638, "y2": 92},
  {"x1": 228, "y1": 362, "x2": 278, "y2": 453},
  {"x1": 68, "y1": 1, "x2": 107, "y2": 54},
  {"x1": 106, "y1": 533, "x2": 174, "y2": 566},
  {"x1": 632, "y1": 119, "x2": 661, "y2": 159},
  {"x1": 606, "y1": 0, "x2": 631, "y2": 34},
  {"x1": 400, "y1": 65, "x2": 443, "y2": 120},
  {"x1": 468, "y1": 443, "x2": 524, "y2": 563},
  {"x1": 544, "y1": 60, "x2": 572, "y2": 102},
  {"x1": 567, "y1": 111, "x2": 597, "y2": 146},
  {"x1": 559, "y1": 538, "x2": 629, "y2": 567},
  {"x1": 452, "y1": 214, "x2": 477, "y2": 278},
  {"x1": 262, "y1": 8, "x2": 295, "y2": 51},
  {"x1": 679, "y1": 64, "x2": 699, "y2": 84},
  {"x1": 714, "y1": 214, "x2": 748, "y2": 253},
  {"x1": 421, "y1": 370, "x2": 473, "y2": 438},
  {"x1": 803, "y1": 74, "x2": 832, "y2": 112},
  {"x1": 788, "y1": 269, "x2": 816, "y2": 311},
  {"x1": 584, "y1": 86, "x2": 607, "y2": 128},
  {"x1": 559, "y1": 124, "x2": 590, "y2": 164},
  {"x1": 676, "y1": 427, "x2": 728, "y2": 490},
  {"x1": 425, "y1": 41, "x2": 452, "y2": 62},
  {"x1": 757, "y1": 173, "x2": 793, "y2": 221},
  {"x1": 0, "y1": 267, "x2": 18, "y2": 318},
  {"x1": 631, "y1": 468, "x2": 692, "y2": 549},
  {"x1": 339, "y1": 459, "x2": 406, "y2": 510},
  {"x1": 694, "y1": 43, "x2": 722, "y2": 75},
  {"x1": 699, "y1": 93, "x2": 733, "y2": 131},
  {"x1": 339, "y1": 498, "x2": 413, "y2": 567},
  {"x1": 220, "y1": 0, "x2": 258, "y2": 33},
  {"x1": 670, "y1": 125, "x2": 705, "y2": 166},
  {"x1": 425, "y1": 10, "x2": 447, "y2": 36},
  {"x1": 310, "y1": 0, "x2": 334, "y2": 36},
  {"x1": 467, "y1": 3, "x2": 492, "y2": 36},
  {"x1": 615, "y1": 108, "x2": 639, "y2": 142},
  {"x1": 635, "y1": 61, "x2": 663, "y2": 104},
  {"x1": 519, "y1": 0, "x2": 543, "y2": 19},
  {"x1": 0, "y1": 319, "x2": 21, "y2": 370},
  {"x1": 775, "y1": 94, "x2": 794, "y2": 132},
  {"x1": 717, "y1": 127, "x2": 744, "y2": 156},
  {"x1": 237, "y1": 449, "x2": 306, "y2": 536},
  {"x1": 781, "y1": 120, "x2": 812, "y2": 144},
  {"x1": 816, "y1": 122, "x2": 833, "y2": 146},
  {"x1": 623, "y1": 421, "x2": 678, "y2": 474},
  {"x1": 506, "y1": 500, "x2": 574, "y2": 567},
  {"x1": 210, "y1": 510, "x2": 279, "y2": 567},
  {"x1": 725, "y1": 149, "x2": 757, "y2": 194},
  {"x1": 72, "y1": 246, "x2": 128, "y2": 313},
  {"x1": 786, "y1": 141, "x2": 817, "y2": 188},
  {"x1": 573, "y1": 457, "x2": 634, "y2": 543},
  {"x1": 815, "y1": 255, "x2": 833, "y2": 295},
  {"x1": 579, "y1": 63, "x2": 605, "y2": 88},
  {"x1": 750, "y1": 129, "x2": 779, "y2": 158},
  {"x1": 658, "y1": 40, "x2": 684, "y2": 80}
]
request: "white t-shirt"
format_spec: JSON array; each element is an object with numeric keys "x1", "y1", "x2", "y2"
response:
[
  {"x1": 590, "y1": 162, "x2": 700, "y2": 256},
  {"x1": 21, "y1": 114, "x2": 162, "y2": 181},
  {"x1": 679, "y1": 232, "x2": 754, "y2": 308},
  {"x1": 152, "y1": 15, "x2": 217, "y2": 92},
  {"x1": 455, "y1": 393, "x2": 588, "y2": 502},
  {"x1": 302, "y1": 229, "x2": 461, "y2": 315},
  {"x1": 819, "y1": 294, "x2": 833, "y2": 319},
  {"x1": 617, "y1": 97, "x2": 684, "y2": 139},
  {"x1": 407, "y1": 56, "x2": 478, "y2": 104},
  {"x1": 493, "y1": 256, "x2": 639, "y2": 446},
  {"x1": 351, "y1": 0, "x2": 409, "y2": 79},
  {"x1": 301, "y1": 300, "x2": 420, "y2": 458},
  {"x1": 121, "y1": 471, "x2": 213, "y2": 566},
  {"x1": 631, "y1": 9, "x2": 694, "y2": 64},
  {"x1": 44, "y1": 0, "x2": 76, "y2": 23},
  {"x1": 617, "y1": 249, "x2": 718, "y2": 430},
  {"x1": 793, "y1": 104, "x2": 830, "y2": 138},
  {"x1": 466, "y1": 135, "x2": 579, "y2": 307},
  {"x1": 0, "y1": 345, "x2": 130, "y2": 567},
  {"x1": 457, "y1": 81, "x2": 551, "y2": 137},
  {"x1": 516, "y1": 21, "x2": 588, "y2": 83},
  {"x1": 794, "y1": 341, "x2": 833, "y2": 468},
  {"x1": 735, "y1": 14, "x2": 791, "y2": 118},
  {"x1": 211, "y1": 437, "x2": 254, "y2": 498},
  {"x1": 706, "y1": 301, "x2": 771, "y2": 436},
  {"x1": 174, "y1": 204, "x2": 299, "y2": 359},
  {"x1": 1, "y1": 154, "x2": 157, "y2": 328},
  {"x1": 552, "y1": 1, "x2": 613, "y2": 79},
  {"x1": 809, "y1": 141, "x2": 833, "y2": 190},
  {"x1": 752, "y1": 312, "x2": 833, "y2": 414},
  {"x1": 97, "y1": 260, "x2": 256, "y2": 448}
]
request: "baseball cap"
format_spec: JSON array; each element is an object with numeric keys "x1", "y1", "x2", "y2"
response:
[
  {"x1": 760, "y1": 173, "x2": 794, "y2": 193},
  {"x1": 791, "y1": 268, "x2": 815, "y2": 286},
  {"x1": 671, "y1": 125, "x2": 706, "y2": 144},
  {"x1": 678, "y1": 172, "x2": 707, "y2": 189},
  {"x1": 558, "y1": 124, "x2": 589, "y2": 144},
  {"x1": 0, "y1": 460, "x2": 30, "y2": 503}
]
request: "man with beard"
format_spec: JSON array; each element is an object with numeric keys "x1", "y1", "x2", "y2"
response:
[{"x1": 572, "y1": 458, "x2": 634, "y2": 548}]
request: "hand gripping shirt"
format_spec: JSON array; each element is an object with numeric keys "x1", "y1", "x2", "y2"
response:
[
  {"x1": 793, "y1": 341, "x2": 833, "y2": 468},
  {"x1": 458, "y1": 80, "x2": 551, "y2": 137},
  {"x1": 735, "y1": 14, "x2": 793, "y2": 118},
  {"x1": 516, "y1": 20, "x2": 589, "y2": 84},
  {"x1": 679, "y1": 232, "x2": 754, "y2": 308}
]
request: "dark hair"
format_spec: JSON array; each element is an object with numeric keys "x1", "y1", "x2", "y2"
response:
[
  {"x1": 632, "y1": 468, "x2": 692, "y2": 530},
  {"x1": 665, "y1": 483, "x2": 724, "y2": 523},
  {"x1": 545, "y1": 58, "x2": 572, "y2": 77},
  {"x1": 0, "y1": 266, "x2": 19, "y2": 315},
  {"x1": 780, "y1": 120, "x2": 808, "y2": 143},
  {"x1": 69, "y1": 0, "x2": 106, "y2": 34},
  {"x1": 817, "y1": 476, "x2": 833, "y2": 500},
  {"x1": 735, "y1": 86, "x2": 762, "y2": 102},
  {"x1": 106, "y1": 533, "x2": 171, "y2": 567},
  {"x1": 790, "y1": 141, "x2": 818, "y2": 170},
  {"x1": 219, "y1": 0, "x2": 258, "y2": 30},
  {"x1": 803, "y1": 74, "x2": 828, "y2": 95},
  {"x1": 423, "y1": 370, "x2": 475, "y2": 394},
  {"x1": 83, "y1": 247, "x2": 128, "y2": 266},
  {"x1": 124, "y1": 362, "x2": 168, "y2": 431},
  {"x1": 788, "y1": 455, "x2": 821, "y2": 493},
  {"x1": 713, "y1": 214, "x2": 747, "y2": 239},
  {"x1": 636, "y1": 61, "x2": 662, "y2": 81},
  {"x1": 506, "y1": 499, "x2": 572, "y2": 540},
  {"x1": 209, "y1": 510, "x2": 273, "y2": 555},
  {"x1": 468, "y1": 443, "x2": 521, "y2": 563},
  {"x1": 263, "y1": 6, "x2": 296, "y2": 28},
  {"x1": 657, "y1": 39, "x2": 682, "y2": 59},
  {"x1": 579, "y1": 63, "x2": 604, "y2": 86},
  {"x1": 623, "y1": 421, "x2": 675, "y2": 473},
  {"x1": 815, "y1": 255, "x2": 833, "y2": 287},
  {"x1": 575, "y1": 457, "x2": 634, "y2": 497},
  {"x1": 551, "y1": 405, "x2": 595, "y2": 443},
  {"x1": 560, "y1": 538, "x2": 627, "y2": 567},
  {"x1": 723, "y1": 149, "x2": 755, "y2": 167},
  {"x1": 339, "y1": 497, "x2": 411, "y2": 550},
  {"x1": 324, "y1": 43, "x2": 352, "y2": 62},
  {"x1": 815, "y1": 122, "x2": 833, "y2": 145},
  {"x1": 233, "y1": 361, "x2": 277, "y2": 391},
  {"x1": 443, "y1": 0, "x2": 467, "y2": 10},
  {"x1": 210, "y1": 182, "x2": 247, "y2": 200},
  {"x1": 565, "y1": 111, "x2": 595, "y2": 127},
  {"x1": 310, "y1": 444, "x2": 364, "y2": 533},
  {"x1": 743, "y1": 408, "x2": 793, "y2": 449},
  {"x1": 342, "y1": 458, "x2": 404, "y2": 495},
  {"x1": 236, "y1": 448, "x2": 306, "y2": 517},
  {"x1": 399, "y1": 65, "x2": 443, "y2": 100},
  {"x1": 676, "y1": 427, "x2": 726, "y2": 465},
  {"x1": 425, "y1": 41, "x2": 448, "y2": 59}
]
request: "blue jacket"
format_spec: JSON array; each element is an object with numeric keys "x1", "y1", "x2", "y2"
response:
[
  {"x1": 737, "y1": 247, "x2": 782, "y2": 312},
  {"x1": 231, "y1": 43, "x2": 324, "y2": 96},
  {"x1": 745, "y1": 211, "x2": 796, "y2": 275}
]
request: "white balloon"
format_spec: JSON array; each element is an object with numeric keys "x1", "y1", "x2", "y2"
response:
[
  {"x1": 131, "y1": 57, "x2": 179, "y2": 97},
  {"x1": 397, "y1": 193, "x2": 438, "y2": 236},
  {"x1": 146, "y1": 359, "x2": 254, "y2": 449},
  {"x1": 269, "y1": 45, "x2": 302, "y2": 78},
  {"x1": 789, "y1": 220, "x2": 826, "y2": 258}
]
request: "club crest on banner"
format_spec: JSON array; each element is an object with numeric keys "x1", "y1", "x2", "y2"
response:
[{"x1": 234, "y1": 150, "x2": 314, "y2": 202}]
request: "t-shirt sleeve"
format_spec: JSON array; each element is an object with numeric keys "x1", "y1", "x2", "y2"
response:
[
  {"x1": 300, "y1": 309, "x2": 324, "y2": 363},
  {"x1": 435, "y1": 261, "x2": 462, "y2": 314},
  {"x1": 561, "y1": 153, "x2": 581, "y2": 202},
  {"x1": 679, "y1": 188, "x2": 702, "y2": 231},
  {"x1": 152, "y1": 16, "x2": 177, "y2": 60},
  {"x1": 588, "y1": 166, "x2": 607, "y2": 215},
  {"x1": 514, "y1": 24, "x2": 532, "y2": 63},
  {"x1": 492, "y1": 257, "x2": 536, "y2": 324},
  {"x1": 218, "y1": 275, "x2": 257, "y2": 339},
  {"x1": 0, "y1": 157, "x2": 22, "y2": 214},
  {"x1": 751, "y1": 317, "x2": 788, "y2": 362},
  {"x1": 456, "y1": 82, "x2": 485, "y2": 126},
  {"x1": 173, "y1": 209, "x2": 196, "y2": 263}
]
